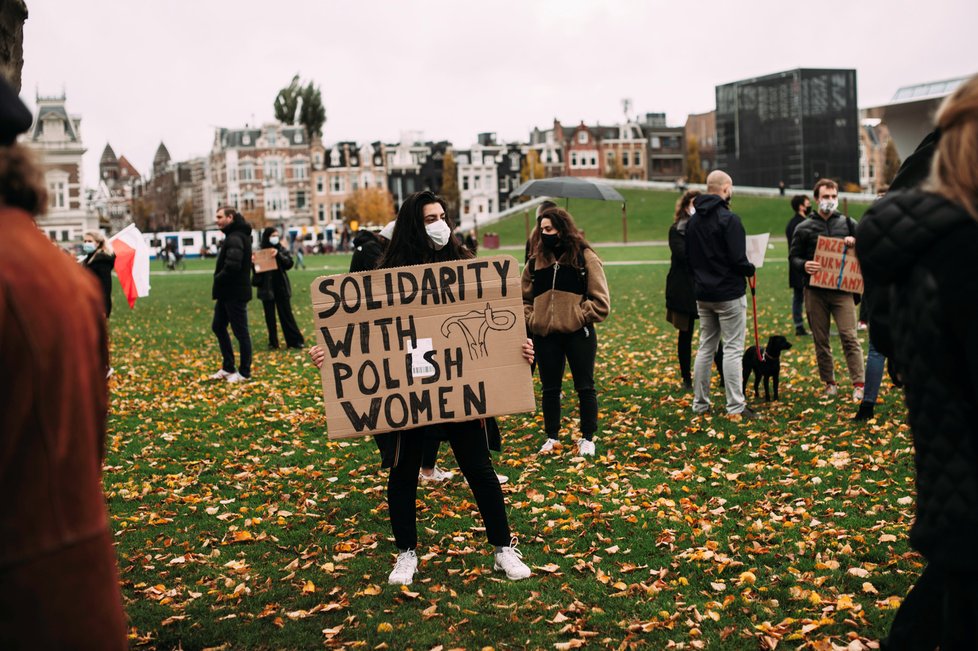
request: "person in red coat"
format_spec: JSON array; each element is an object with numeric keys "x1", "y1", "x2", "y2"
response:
[{"x1": 0, "y1": 78, "x2": 127, "y2": 650}]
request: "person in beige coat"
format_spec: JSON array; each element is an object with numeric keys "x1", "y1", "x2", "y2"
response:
[{"x1": 522, "y1": 206, "x2": 610, "y2": 457}]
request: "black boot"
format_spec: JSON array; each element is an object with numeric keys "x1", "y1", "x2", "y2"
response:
[{"x1": 852, "y1": 401, "x2": 875, "y2": 421}]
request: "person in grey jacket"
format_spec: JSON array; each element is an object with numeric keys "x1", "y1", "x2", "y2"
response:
[{"x1": 789, "y1": 179, "x2": 864, "y2": 401}]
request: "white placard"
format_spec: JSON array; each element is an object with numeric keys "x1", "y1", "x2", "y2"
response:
[{"x1": 746, "y1": 233, "x2": 770, "y2": 269}]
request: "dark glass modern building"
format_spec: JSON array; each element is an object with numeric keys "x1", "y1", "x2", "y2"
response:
[{"x1": 716, "y1": 68, "x2": 859, "y2": 190}]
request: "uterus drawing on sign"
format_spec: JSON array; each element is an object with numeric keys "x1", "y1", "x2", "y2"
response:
[{"x1": 440, "y1": 303, "x2": 517, "y2": 360}]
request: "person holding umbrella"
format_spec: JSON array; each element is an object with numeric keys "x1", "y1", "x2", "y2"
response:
[{"x1": 523, "y1": 206, "x2": 611, "y2": 457}]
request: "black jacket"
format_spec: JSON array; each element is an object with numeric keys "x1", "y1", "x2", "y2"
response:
[
  {"x1": 685, "y1": 194, "x2": 755, "y2": 302},
  {"x1": 858, "y1": 190, "x2": 978, "y2": 571},
  {"x1": 83, "y1": 250, "x2": 115, "y2": 316},
  {"x1": 785, "y1": 213, "x2": 808, "y2": 289},
  {"x1": 212, "y1": 217, "x2": 252, "y2": 302},
  {"x1": 788, "y1": 211, "x2": 857, "y2": 289},
  {"x1": 665, "y1": 220, "x2": 697, "y2": 315},
  {"x1": 252, "y1": 246, "x2": 294, "y2": 301}
]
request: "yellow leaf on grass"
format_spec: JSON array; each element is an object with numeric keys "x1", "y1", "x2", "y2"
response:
[{"x1": 301, "y1": 580, "x2": 315, "y2": 594}]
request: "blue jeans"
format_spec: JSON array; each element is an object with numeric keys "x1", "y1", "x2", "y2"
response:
[
  {"x1": 863, "y1": 339, "x2": 885, "y2": 403},
  {"x1": 693, "y1": 296, "x2": 747, "y2": 414}
]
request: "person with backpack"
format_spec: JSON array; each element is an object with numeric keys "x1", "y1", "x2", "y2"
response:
[{"x1": 522, "y1": 207, "x2": 610, "y2": 457}]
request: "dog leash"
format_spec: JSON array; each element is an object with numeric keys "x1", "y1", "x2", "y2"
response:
[{"x1": 748, "y1": 276, "x2": 763, "y2": 362}]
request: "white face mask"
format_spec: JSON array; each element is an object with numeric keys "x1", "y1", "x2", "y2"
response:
[
  {"x1": 269, "y1": 236, "x2": 280, "y2": 246},
  {"x1": 82, "y1": 242, "x2": 96, "y2": 254},
  {"x1": 425, "y1": 219, "x2": 451, "y2": 250},
  {"x1": 687, "y1": 206, "x2": 696, "y2": 217},
  {"x1": 819, "y1": 199, "x2": 838, "y2": 214}
]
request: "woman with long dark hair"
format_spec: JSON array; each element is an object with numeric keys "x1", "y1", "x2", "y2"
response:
[
  {"x1": 665, "y1": 190, "x2": 700, "y2": 390},
  {"x1": 311, "y1": 190, "x2": 533, "y2": 585},
  {"x1": 522, "y1": 207, "x2": 610, "y2": 457},
  {"x1": 253, "y1": 226, "x2": 304, "y2": 349}
]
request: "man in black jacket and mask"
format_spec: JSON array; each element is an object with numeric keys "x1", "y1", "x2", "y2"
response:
[{"x1": 210, "y1": 206, "x2": 253, "y2": 382}]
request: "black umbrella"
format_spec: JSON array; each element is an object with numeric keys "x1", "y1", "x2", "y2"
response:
[{"x1": 511, "y1": 177, "x2": 629, "y2": 242}]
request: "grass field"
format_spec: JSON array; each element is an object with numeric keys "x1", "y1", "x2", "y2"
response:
[
  {"x1": 481, "y1": 188, "x2": 871, "y2": 248},
  {"x1": 105, "y1": 230, "x2": 917, "y2": 649}
]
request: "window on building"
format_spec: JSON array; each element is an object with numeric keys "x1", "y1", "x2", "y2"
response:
[
  {"x1": 240, "y1": 161, "x2": 254, "y2": 181},
  {"x1": 318, "y1": 204, "x2": 326, "y2": 223},
  {"x1": 589, "y1": 155, "x2": 597, "y2": 167},
  {"x1": 48, "y1": 180, "x2": 67, "y2": 209},
  {"x1": 230, "y1": 191, "x2": 239, "y2": 209},
  {"x1": 295, "y1": 132, "x2": 303, "y2": 144},
  {"x1": 578, "y1": 131, "x2": 588, "y2": 144},
  {"x1": 242, "y1": 134, "x2": 251, "y2": 145},
  {"x1": 474, "y1": 175, "x2": 481, "y2": 189},
  {"x1": 182, "y1": 237, "x2": 193, "y2": 246},
  {"x1": 228, "y1": 166, "x2": 237, "y2": 182},
  {"x1": 330, "y1": 176, "x2": 344, "y2": 193},
  {"x1": 463, "y1": 200, "x2": 470, "y2": 214},
  {"x1": 296, "y1": 190, "x2": 307, "y2": 209},
  {"x1": 61, "y1": 230, "x2": 70, "y2": 242},
  {"x1": 650, "y1": 136, "x2": 661, "y2": 149},
  {"x1": 488, "y1": 198, "x2": 494, "y2": 213},
  {"x1": 571, "y1": 152, "x2": 579, "y2": 167},
  {"x1": 316, "y1": 177, "x2": 325, "y2": 194},
  {"x1": 243, "y1": 193, "x2": 256, "y2": 210},
  {"x1": 267, "y1": 127, "x2": 276, "y2": 146},
  {"x1": 314, "y1": 152, "x2": 322, "y2": 167},
  {"x1": 264, "y1": 158, "x2": 282, "y2": 181},
  {"x1": 330, "y1": 203, "x2": 342, "y2": 221},
  {"x1": 462, "y1": 176, "x2": 469, "y2": 191},
  {"x1": 607, "y1": 151, "x2": 615, "y2": 165},
  {"x1": 293, "y1": 161, "x2": 308, "y2": 180}
]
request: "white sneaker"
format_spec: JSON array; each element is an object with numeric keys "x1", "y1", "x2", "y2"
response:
[
  {"x1": 539, "y1": 438, "x2": 559, "y2": 453},
  {"x1": 210, "y1": 369, "x2": 233, "y2": 380},
  {"x1": 824, "y1": 383, "x2": 839, "y2": 397},
  {"x1": 494, "y1": 538, "x2": 531, "y2": 580},
  {"x1": 388, "y1": 550, "x2": 417, "y2": 585},
  {"x1": 852, "y1": 386, "x2": 865, "y2": 403},
  {"x1": 577, "y1": 439, "x2": 596, "y2": 457},
  {"x1": 495, "y1": 473, "x2": 509, "y2": 485},
  {"x1": 419, "y1": 466, "x2": 454, "y2": 482},
  {"x1": 226, "y1": 372, "x2": 249, "y2": 383}
]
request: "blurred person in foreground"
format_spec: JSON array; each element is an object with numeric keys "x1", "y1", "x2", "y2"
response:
[
  {"x1": 0, "y1": 77, "x2": 127, "y2": 650},
  {"x1": 858, "y1": 73, "x2": 978, "y2": 650}
]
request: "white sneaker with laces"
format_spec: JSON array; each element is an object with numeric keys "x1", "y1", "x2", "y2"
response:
[
  {"x1": 210, "y1": 369, "x2": 233, "y2": 380},
  {"x1": 495, "y1": 473, "x2": 509, "y2": 485},
  {"x1": 577, "y1": 439, "x2": 596, "y2": 457},
  {"x1": 494, "y1": 538, "x2": 531, "y2": 580},
  {"x1": 388, "y1": 549, "x2": 417, "y2": 585},
  {"x1": 419, "y1": 466, "x2": 454, "y2": 482},
  {"x1": 539, "y1": 438, "x2": 558, "y2": 453},
  {"x1": 853, "y1": 386, "x2": 865, "y2": 402},
  {"x1": 824, "y1": 383, "x2": 839, "y2": 397},
  {"x1": 226, "y1": 372, "x2": 249, "y2": 383}
]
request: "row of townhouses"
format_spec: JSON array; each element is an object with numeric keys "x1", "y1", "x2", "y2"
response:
[{"x1": 22, "y1": 94, "x2": 694, "y2": 242}]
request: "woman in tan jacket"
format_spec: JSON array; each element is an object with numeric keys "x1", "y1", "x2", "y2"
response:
[{"x1": 522, "y1": 207, "x2": 610, "y2": 457}]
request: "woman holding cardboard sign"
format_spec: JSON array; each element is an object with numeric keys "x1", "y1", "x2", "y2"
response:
[
  {"x1": 252, "y1": 227, "x2": 304, "y2": 350},
  {"x1": 522, "y1": 207, "x2": 611, "y2": 458},
  {"x1": 310, "y1": 190, "x2": 533, "y2": 586}
]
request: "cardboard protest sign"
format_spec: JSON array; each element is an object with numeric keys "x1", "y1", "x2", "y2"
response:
[
  {"x1": 254, "y1": 248, "x2": 279, "y2": 273},
  {"x1": 310, "y1": 255, "x2": 535, "y2": 439},
  {"x1": 809, "y1": 235, "x2": 864, "y2": 294},
  {"x1": 745, "y1": 233, "x2": 770, "y2": 269}
]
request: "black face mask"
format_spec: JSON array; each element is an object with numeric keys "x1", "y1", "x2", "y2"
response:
[
  {"x1": 805, "y1": 206, "x2": 813, "y2": 216},
  {"x1": 541, "y1": 233, "x2": 560, "y2": 251}
]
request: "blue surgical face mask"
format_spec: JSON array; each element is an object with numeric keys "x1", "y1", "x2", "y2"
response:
[
  {"x1": 269, "y1": 236, "x2": 280, "y2": 246},
  {"x1": 82, "y1": 242, "x2": 96, "y2": 254}
]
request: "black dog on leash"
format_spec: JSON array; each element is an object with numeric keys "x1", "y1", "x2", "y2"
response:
[{"x1": 742, "y1": 335, "x2": 792, "y2": 401}]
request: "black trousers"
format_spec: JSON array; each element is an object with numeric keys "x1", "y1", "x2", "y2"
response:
[
  {"x1": 387, "y1": 426, "x2": 509, "y2": 550},
  {"x1": 678, "y1": 325, "x2": 694, "y2": 384},
  {"x1": 534, "y1": 327, "x2": 598, "y2": 440},
  {"x1": 883, "y1": 563, "x2": 978, "y2": 650},
  {"x1": 261, "y1": 297, "x2": 305, "y2": 348},
  {"x1": 212, "y1": 300, "x2": 252, "y2": 377}
]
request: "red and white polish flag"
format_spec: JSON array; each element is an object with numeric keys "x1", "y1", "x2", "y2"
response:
[{"x1": 108, "y1": 224, "x2": 151, "y2": 308}]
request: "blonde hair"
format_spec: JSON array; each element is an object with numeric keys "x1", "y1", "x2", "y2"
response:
[
  {"x1": 926, "y1": 74, "x2": 978, "y2": 221},
  {"x1": 84, "y1": 230, "x2": 114, "y2": 255}
]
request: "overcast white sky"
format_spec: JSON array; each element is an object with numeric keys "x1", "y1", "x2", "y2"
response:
[{"x1": 21, "y1": 0, "x2": 978, "y2": 185}]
